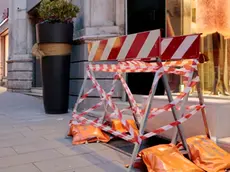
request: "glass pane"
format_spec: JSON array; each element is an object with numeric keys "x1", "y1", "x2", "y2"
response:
[
  {"x1": 166, "y1": 0, "x2": 183, "y2": 92},
  {"x1": 166, "y1": 0, "x2": 182, "y2": 36},
  {"x1": 183, "y1": 0, "x2": 230, "y2": 96}
]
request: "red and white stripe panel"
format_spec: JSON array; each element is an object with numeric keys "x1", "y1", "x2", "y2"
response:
[
  {"x1": 88, "y1": 29, "x2": 161, "y2": 61},
  {"x1": 161, "y1": 34, "x2": 201, "y2": 60},
  {"x1": 88, "y1": 31, "x2": 201, "y2": 62}
]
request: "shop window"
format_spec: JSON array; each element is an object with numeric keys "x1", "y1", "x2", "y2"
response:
[
  {"x1": 4, "y1": 34, "x2": 8, "y2": 77},
  {"x1": 0, "y1": 31, "x2": 9, "y2": 78},
  {"x1": 166, "y1": 0, "x2": 183, "y2": 92},
  {"x1": 166, "y1": 0, "x2": 230, "y2": 96},
  {"x1": 191, "y1": 0, "x2": 230, "y2": 96}
]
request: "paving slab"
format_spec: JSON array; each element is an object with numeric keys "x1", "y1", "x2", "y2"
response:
[
  {"x1": 90, "y1": 148, "x2": 130, "y2": 164},
  {"x1": 0, "y1": 136, "x2": 46, "y2": 148},
  {"x1": 55, "y1": 145, "x2": 98, "y2": 156},
  {"x1": 34, "y1": 154, "x2": 103, "y2": 172},
  {"x1": 0, "y1": 132, "x2": 25, "y2": 141},
  {"x1": 0, "y1": 149, "x2": 63, "y2": 169},
  {"x1": 12, "y1": 139, "x2": 66, "y2": 154},
  {"x1": 0, "y1": 87, "x2": 134, "y2": 171},
  {"x1": 0, "y1": 164, "x2": 40, "y2": 172},
  {"x1": 63, "y1": 161, "x2": 126, "y2": 172},
  {"x1": 0, "y1": 147, "x2": 17, "y2": 158}
]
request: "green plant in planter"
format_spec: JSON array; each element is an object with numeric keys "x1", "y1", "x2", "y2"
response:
[{"x1": 37, "y1": 0, "x2": 80, "y2": 23}]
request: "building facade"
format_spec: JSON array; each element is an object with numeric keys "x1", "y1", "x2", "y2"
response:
[
  {"x1": 1, "y1": 0, "x2": 229, "y2": 146},
  {"x1": 6, "y1": 0, "x2": 230, "y2": 108},
  {"x1": 0, "y1": 1, "x2": 9, "y2": 86}
]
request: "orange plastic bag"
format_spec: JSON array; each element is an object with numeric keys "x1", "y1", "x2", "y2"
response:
[
  {"x1": 69, "y1": 122, "x2": 110, "y2": 145},
  {"x1": 139, "y1": 144, "x2": 204, "y2": 172},
  {"x1": 111, "y1": 119, "x2": 139, "y2": 135},
  {"x1": 178, "y1": 135, "x2": 230, "y2": 172}
]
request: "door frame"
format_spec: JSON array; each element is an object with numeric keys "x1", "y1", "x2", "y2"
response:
[
  {"x1": 0, "y1": 29, "x2": 9, "y2": 78},
  {"x1": 122, "y1": 0, "x2": 167, "y2": 101}
]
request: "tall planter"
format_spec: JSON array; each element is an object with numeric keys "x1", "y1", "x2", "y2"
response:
[{"x1": 36, "y1": 23, "x2": 73, "y2": 114}]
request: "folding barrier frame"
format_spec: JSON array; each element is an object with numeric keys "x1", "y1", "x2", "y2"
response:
[{"x1": 69, "y1": 29, "x2": 210, "y2": 171}]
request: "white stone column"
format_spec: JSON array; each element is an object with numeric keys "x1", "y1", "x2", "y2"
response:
[
  {"x1": 7, "y1": 0, "x2": 33, "y2": 92},
  {"x1": 73, "y1": 0, "x2": 125, "y2": 39},
  {"x1": 0, "y1": 37, "x2": 3, "y2": 79},
  {"x1": 69, "y1": 0, "x2": 125, "y2": 108}
]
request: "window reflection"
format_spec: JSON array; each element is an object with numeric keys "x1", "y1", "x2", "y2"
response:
[
  {"x1": 166, "y1": 0, "x2": 182, "y2": 92},
  {"x1": 194, "y1": 0, "x2": 230, "y2": 95},
  {"x1": 167, "y1": 0, "x2": 230, "y2": 96}
]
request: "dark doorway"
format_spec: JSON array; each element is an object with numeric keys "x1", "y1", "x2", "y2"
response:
[
  {"x1": 28, "y1": 11, "x2": 42, "y2": 88},
  {"x1": 33, "y1": 23, "x2": 42, "y2": 87},
  {"x1": 127, "y1": 0, "x2": 165, "y2": 95}
]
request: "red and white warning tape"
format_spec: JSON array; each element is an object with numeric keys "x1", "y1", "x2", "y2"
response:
[
  {"x1": 140, "y1": 105, "x2": 205, "y2": 140},
  {"x1": 147, "y1": 76, "x2": 199, "y2": 119},
  {"x1": 73, "y1": 73, "x2": 119, "y2": 113},
  {"x1": 72, "y1": 112, "x2": 135, "y2": 142},
  {"x1": 71, "y1": 59, "x2": 203, "y2": 144},
  {"x1": 86, "y1": 69, "x2": 140, "y2": 142},
  {"x1": 72, "y1": 104, "x2": 204, "y2": 143},
  {"x1": 89, "y1": 60, "x2": 197, "y2": 74}
]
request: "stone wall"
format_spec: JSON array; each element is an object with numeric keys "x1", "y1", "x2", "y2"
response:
[
  {"x1": 0, "y1": 0, "x2": 9, "y2": 15},
  {"x1": 7, "y1": 0, "x2": 33, "y2": 92},
  {"x1": 69, "y1": 0, "x2": 125, "y2": 109},
  {"x1": 26, "y1": 0, "x2": 40, "y2": 12}
]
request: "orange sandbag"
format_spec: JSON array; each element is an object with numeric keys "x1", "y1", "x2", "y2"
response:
[
  {"x1": 179, "y1": 135, "x2": 230, "y2": 172},
  {"x1": 139, "y1": 144, "x2": 204, "y2": 172},
  {"x1": 67, "y1": 120, "x2": 74, "y2": 137},
  {"x1": 111, "y1": 119, "x2": 139, "y2": 135},
  {"x1": 69, "y1": 123, "x2": 110, "y2": 145}
]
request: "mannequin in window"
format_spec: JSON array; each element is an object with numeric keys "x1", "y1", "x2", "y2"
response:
[{"x1": 211, "y1": 31, "x2": 229, "y2": 95}]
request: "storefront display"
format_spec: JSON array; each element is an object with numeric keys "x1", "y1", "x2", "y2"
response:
[{"x1": 167, "y1": 0, "x2": 230, "y2": 96}]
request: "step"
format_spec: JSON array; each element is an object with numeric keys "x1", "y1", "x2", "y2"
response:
[
  {"x1": 24, "y1": 87, "x2": 43, "y2": 98},
  {"x1": 217, "y1": 137, "x2": 230, "y2": 153},
  {"x1": 89, "y1": 110, "x2": 133, "y2": 120},
  {"x1": 25, "y1": 92, "x2": 43, "y2": 97},
  {"x1": 31, "y1": 87, "x2": 43, "y2": 94},
  {"x1": 114, "y1": 100, "x2": 143, "y2": 110}
]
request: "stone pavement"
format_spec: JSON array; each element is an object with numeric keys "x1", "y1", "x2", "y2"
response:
[{"x1": 0, "y1": 87, "x2": 130, "y2": 172}]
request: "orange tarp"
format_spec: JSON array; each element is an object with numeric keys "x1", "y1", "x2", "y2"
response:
[
  {"x1": 68, "y1": 122, "x2": 110, "y2": 145},
  {"x1": 139, "y1": 144, "x2": 204, "y2": 172},
  {"x1": 181, "y1": 135, "x2": 230, "y2": 172}
]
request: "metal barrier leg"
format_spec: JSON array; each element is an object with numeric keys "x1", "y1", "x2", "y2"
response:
[
  {"x1": 195, "y1": 71, "x2": 210, "y2": 139},
  {"x1": 128, "y1": 60, "x2": 162, "y2": 172},
  {"x1": 89, "y1": 70, "x2": 109, "y2": 124},
  {"x1": 65, "y1": 71, "x2": 88, "y2": 138},
  {"x1": 118, "y1": 74, "x2": 140, "y2": 129},
  {"x1": 73, "y1": 71, "x2": 88, "y2": 113},
  {"x1": 161, "y1": 66, "x2": 192, "y2": 160},
  {"x1": 127, "y1": 98, "x2": 140, "y2": 129},
  {"x1": 171, "y1": 71, "x2": 194, "y2": 144},
  {"x1": 171, "y1": 92, "x2": 190, "y2": 144}
]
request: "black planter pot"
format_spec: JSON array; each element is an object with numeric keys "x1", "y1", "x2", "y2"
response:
[{"x1": 36, "y1": 23, "x2": 73, "y2": 114}]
